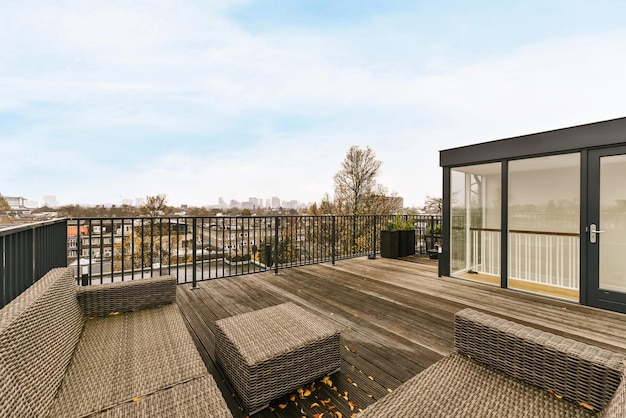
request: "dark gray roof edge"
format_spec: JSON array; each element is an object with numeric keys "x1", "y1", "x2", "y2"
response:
[{"x1": 440, "y1": 116, "x2": 626, "y2": 167}]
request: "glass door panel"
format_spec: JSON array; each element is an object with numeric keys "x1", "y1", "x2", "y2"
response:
[
  {"x1": 450, "y1": 163, "x2": 501, "y2": 285},
  {"x1": 588, "y1": 147, "x2": 626, "y2": 312},
  {"x1": 508, "y1": 154, "x2": 580, "y2": 301}
]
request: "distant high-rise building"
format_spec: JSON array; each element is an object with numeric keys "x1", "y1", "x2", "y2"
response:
[
  {"x1": 271, "y1": 196, "x2": 280, "y2": 209},
  {"x1": 5, "y1": 196, "x2": 26, "y2": 210},
  {"x1": 135, "y1": 198, "x2": 145, "y2": 207},
  {"x1": 121, "y1": 199, "x2": 133, "y2": 206},
  {"x1": 219, "y1": 197, "x2": 226, "y2": 209},
  {"x1": 43, "y1": 195, "x2": 58, "y2": 208},
  {"x1": 265, "y1": 199, "x2": 271, "y2": 208}
]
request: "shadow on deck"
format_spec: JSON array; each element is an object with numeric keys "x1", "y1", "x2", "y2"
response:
[{"x1": 176, "y1": 256, "x2": 626, "y2": 418}]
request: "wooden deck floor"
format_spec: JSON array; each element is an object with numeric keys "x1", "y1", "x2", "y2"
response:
[{"x1": 176, "y1": 256, "x2": 626, "y2": 418}]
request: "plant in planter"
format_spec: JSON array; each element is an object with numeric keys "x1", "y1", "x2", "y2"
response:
[{"x1": 381, "y1": 217, "x2": 416, "y2": 259}]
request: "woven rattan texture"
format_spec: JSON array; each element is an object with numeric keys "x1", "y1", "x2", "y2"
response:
[
  {"x1": 0, "y1": 358, "x2": 34, "y2": 417},
  {"x1": 77, "y1": 275, "x2": 177, "y2": 317},
  {"x1": 90, "y1": 375, "x2": 233, "y2": 418},
  {"x1": 49, "y1": 303, "x2": 210, "y2": 417},
  {"x1": 0, "y1": 268, "x2": 84, "y2": 418},
  {"x1": 601, "y1": 361, "x2": 626, "y2": 418},
  {"x1": 358, "y1": 352, "x2": 596, "y2": 418},
  {"x1": 455, "y1": 308, "x2": 625, "y2": 412},
  {"x1": 215, "y1": 302, "x2": 341, "y2": 413}
]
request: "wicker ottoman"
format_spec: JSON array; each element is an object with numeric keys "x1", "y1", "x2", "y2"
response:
[{"x1": 215, "y1": 302, "x2": 341, "y2": 414}]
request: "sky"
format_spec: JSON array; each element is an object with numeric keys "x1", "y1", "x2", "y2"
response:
[{"x1": 2, "y1": 0, "x2": 626, "y2": 208}]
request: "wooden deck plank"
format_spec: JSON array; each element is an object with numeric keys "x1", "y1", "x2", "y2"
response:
[{"x1": 176, "y1": 256, "x2": 626, "y2": 417}]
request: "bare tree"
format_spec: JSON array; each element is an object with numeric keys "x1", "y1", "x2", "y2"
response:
[
  {"x1": 363, "y1": 184, "x2": 403, "y2": 214},
  {"x1": 332, "y1": 146, "x2": 383, "y2": 215},
  {"x1": 422, "y1": 194, "x2": 443, "y2": 214},
  {"x1": 0, "y1": 194, "x2": 10, "y2": 212},
  {"x1": 140, "y1": 194, "x2": 172, "y2": 217}
]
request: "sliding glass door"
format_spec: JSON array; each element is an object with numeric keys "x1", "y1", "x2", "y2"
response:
[
  {"x1": 508, "y1": 154, "x2": 580, "y2": 301},
  {"x1": 450, "y1": 163, "x2": 501, "y2": 285}
]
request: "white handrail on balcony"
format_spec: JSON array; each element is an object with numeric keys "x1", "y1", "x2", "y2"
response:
[
  {"x1": 471, "y1": 228, "x2": 500, "y2": 276},
  {"x1": 509, "y1": 230, "x2": 579, "y2": 290},
  {"x1": 469, "y1": 228, "x2": 580, "y2": 290}
]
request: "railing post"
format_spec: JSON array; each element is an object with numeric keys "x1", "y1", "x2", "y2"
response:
[
  {"x1": 274, "y1": 216, "x2": 279, "y2": 275},
  {"x1": 331, "y1": 216, "x2": 336, "y2": 265},
  {"x1": 369, "y1": 215, "x2": 377, "y2": 259},
  {"x1": 191, "y1": 217, "x2": 199, "y2": 290},
  {"x1": 265, "y1": 244, "x2": 272, "y2": 269}
]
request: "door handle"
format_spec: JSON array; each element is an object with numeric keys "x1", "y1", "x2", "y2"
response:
[{"x1": 590, "y1": 224, "x2": 605, "y2": 244}]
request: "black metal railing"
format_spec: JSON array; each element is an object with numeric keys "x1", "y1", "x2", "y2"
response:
[
  {"x1": 0, "y1": 219, "x2": 68, "y2": 309},
  {"x1": 67, "y1": 214, "x2": 442, "y2": 287},
  {"x1": 0, "y1": 215, "x2": 442, "y2": 306}
]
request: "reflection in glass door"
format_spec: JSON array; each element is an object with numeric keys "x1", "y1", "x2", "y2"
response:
[
  {"x1": 588, "y1": 148, "x2": 626, "y2": 313},
  {"x1": 508, "y1": 154, "x2": 580, "y2": 301}
]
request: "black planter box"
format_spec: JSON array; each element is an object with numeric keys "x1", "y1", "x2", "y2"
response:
[
  {"x1": 380, "y1": 230, "x2": 400, "y2": 258},
  {"x1": 381, "y1": 230, "x2": 416, "y2": 259},
  {"x1": 398, "y1": 230, "x2": 416, "y2": 257}
]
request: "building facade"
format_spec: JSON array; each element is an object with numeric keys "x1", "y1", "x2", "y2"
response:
[{"x1": 439, "y1": 117, "x2": 626, "y2": 314}]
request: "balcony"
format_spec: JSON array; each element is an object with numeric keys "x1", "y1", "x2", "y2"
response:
[{"x1": 2, "y1": 217, "x2": 626, "y2": 417}]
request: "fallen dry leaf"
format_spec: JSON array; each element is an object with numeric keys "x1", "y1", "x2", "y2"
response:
[
  {"x1": 290, "y1": 394, "x2": 296, "y2": 402},
  {"x1": 320, "y1": 398, "x2": 331, "y2": 406},
  {"x1": 320, "y1": 376, "x2": 333, "y2": 386},
  {"x1": 335, "y1": 412, "x2": 343, "y2": 418},
  {"x1": 346, "y1": 377, "x2": 353, "y2": 383},
  {"x1": 132, "y1": 397, "x2": 142, "y2": 402},
  {"x1": 579, "y1": 402, "x2": 595, "y2": 411},
  {"x1": 546, "y1": 389, "x2": 563, "y2": 400},
  {"x1": 368, "y1": 376, "x2": 374, "y2": 381},
  {"x1": 303, "y1": 389, "x2": 312, "y2": 397},
  {"x1": 348, "y1": 401, "x2": 357, "y2": 411},
  {"x1": 278, "y1": 403, "x2": 287, "y2": 409},
  {"x1": 313, "y1": 414, "x2": 324, "y2": 418},
  {"x1": 387, "y1": 388, "x2": 393, "y2": 393},
  {"x1": 310, "y1": 403, "x2": 320, "y2": 408}
]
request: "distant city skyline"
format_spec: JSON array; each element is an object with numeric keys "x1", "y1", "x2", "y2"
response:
[
  {"x1": 2, "y1": 1, "x2": 626, "y2": 208},
  {"x1": 5, "y1": 192, "x2": 319, "y2": 210}
]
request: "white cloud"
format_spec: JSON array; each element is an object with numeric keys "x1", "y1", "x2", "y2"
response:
[{"x1": 2, "y1": 2, "x2": 626, "y2": 208}]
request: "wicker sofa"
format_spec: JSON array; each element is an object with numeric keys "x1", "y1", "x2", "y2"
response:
[
  {"x1": 0, "y1": 268, "x2": 233, "y2": 418},
  {"x1": 359, "y1": 308, "x2": 626, "y2": 418}
]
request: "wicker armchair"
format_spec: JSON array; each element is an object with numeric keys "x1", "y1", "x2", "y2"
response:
[
  {"x1": 358, "y1": 308, "x2": 626, "y2": 418},
  {"x1": 0, "y1": 268, "x2": 233, "y2": 418}
]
